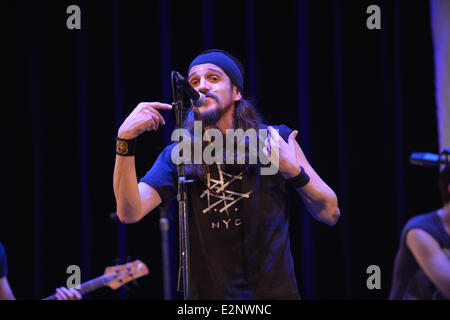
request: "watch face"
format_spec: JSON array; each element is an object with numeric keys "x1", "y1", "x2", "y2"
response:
[{"x1": 116, "y1": 140, "x2": 129, "y2": 155}]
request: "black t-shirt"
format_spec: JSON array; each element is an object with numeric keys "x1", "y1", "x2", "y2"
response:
[
  {"x1": 0, "y1": 242, "x2": 8, "y2": 278},
  {"x1": 389, "y1": 210, "x2": 450, "y2": 300},
  {"x1": 140, "y1": 124, "x2": 300, "y2": 299}
]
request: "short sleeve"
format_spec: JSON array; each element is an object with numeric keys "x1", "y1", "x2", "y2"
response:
[
  {"x1": 261, "y1": 124, "x2": 293, "y2": 142},
  {"x1": 277, "y1": 124, "x2": 293, "y2": 142},
  {"x1": 0, "y1": 242, "x2": 8, "y2": 278},
  {"x1": 139, "y1": 143, "x2": 178, "y2": 205},
  {"x1": 401, "y1": 212, "x2": 443, "y2": 247}
]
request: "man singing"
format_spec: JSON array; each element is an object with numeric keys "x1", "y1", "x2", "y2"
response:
[{"x1": 113, "y1": 49, "x2": 340, "y2": 299}]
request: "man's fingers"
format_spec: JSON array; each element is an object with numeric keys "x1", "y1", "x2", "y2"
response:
[
  {"x1": 266, "y1": 131, "x2": 280, "y2": 151},
  {"x1": 61, "y1": 287, "x2": 74, "y2": 299},
  {"x1": 70, "y1": 288, "x2": 82, "y2": 300},
  {"x1": 148, "y1": 114, "x2": 159, "y2": 131},
  {"x1": 264, "y1": 136, "x2": 271, "y2": 156},
  {"x1": 148, "y1": 108, "x2": 166, "y2": 125},
  {"x1": 262, "y1": 146, "x2": 270, "y2": 159},
  {"x1": 141, "y1": 102, "x2": 173, "y2": 110},
  {"x1": 267, "y1": 126, "x2": 281, "y2": 141},
  {"x1": 142, "y1": 104, "x2": 167, "y2": 125},
  {"x1": 55, "y1": 288, "x2": 63, "y2": 300},
  {"x1": 288, "y1": 130, "x2": 298, "y2": 145},
  {"x1": 55, "y1": 287, "x2": 75, "y2": 300}
]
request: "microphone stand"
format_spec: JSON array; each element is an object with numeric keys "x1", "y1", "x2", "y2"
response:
[
  {"x1": 171, "y1": 71, "x2": 193, "y2": 300},
  {"x1": 159, "y1": 205, "x2": 175, "y2": 300}
]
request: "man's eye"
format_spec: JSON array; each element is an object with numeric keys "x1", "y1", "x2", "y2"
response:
[
  {"x1": 210, "y1": 76, "x2": 219, "y2": 81},
  {"x1": 190, "y1": 80, "x2": 199, "y2": 86}
]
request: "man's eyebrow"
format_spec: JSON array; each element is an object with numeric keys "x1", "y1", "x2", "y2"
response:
[{"x1": 188, "y1": 67, "x2": 224, "y2": 79}]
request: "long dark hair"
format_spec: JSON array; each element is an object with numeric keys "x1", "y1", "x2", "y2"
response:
[{"x1": 183, "y1": 97, "x2": 263, "y2": 184}]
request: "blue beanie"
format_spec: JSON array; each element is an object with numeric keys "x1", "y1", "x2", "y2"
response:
[{"x1": 188, "y1": 49, "x2": 244, "y2": 94}]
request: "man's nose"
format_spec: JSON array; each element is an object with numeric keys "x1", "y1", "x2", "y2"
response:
[{"x1": 197, "y1": 78, "x2": 210, "y2": 93}]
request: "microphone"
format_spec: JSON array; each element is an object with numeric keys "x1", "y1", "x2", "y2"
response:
[
  {"x1": 410, "y1": 151, "x2": 449, "y2": 167},
  {"x1": 174, "y1": 71, "x2": 206, "y2": 107}
]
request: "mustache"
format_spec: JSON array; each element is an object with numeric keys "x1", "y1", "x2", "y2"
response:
[{"x1": 204, "y1": 92, "x2": 219, "y2": 102}]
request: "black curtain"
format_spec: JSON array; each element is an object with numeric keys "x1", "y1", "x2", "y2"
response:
[{"x1": 2, "y1": 0, "x2": 440, "y2": 300}]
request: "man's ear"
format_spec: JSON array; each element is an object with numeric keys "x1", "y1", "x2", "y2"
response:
[{"x1": 232, "y1": 85, "x2": 242, "y2": 102}]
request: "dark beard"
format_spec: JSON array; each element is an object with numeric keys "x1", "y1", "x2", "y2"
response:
[
  {"x1": 194, "y1": 105, "x2": 222, "y2": 127},
  {"x1": 193, "y1": 99, "x2": 233, "y2": 127}
]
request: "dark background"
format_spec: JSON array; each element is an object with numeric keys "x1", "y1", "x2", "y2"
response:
[{"x1": 2, "y1": 0, "x2": 441, "y2": 300}]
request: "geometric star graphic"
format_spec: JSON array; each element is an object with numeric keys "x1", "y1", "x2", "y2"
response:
[{"x1": 200, "y1": 164, "x2": 253, "y2": 215}]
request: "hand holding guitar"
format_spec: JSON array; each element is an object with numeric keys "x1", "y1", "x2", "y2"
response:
[{"x1": 54, "y1": 287, "x2": 82, "y2": 300}]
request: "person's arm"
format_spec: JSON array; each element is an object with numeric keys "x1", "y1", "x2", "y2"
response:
[
  {"x1": 0, "y1": 276, "x2": 16, "y2": 300},
  {"x1": 406, "y1": 228, "x2": 450, "y2": 299},
  {"x1": 266, "y1": 127, "x2": 340, "y2": 226},
  {"x1": 113, "y1": 102, "x2": 172, "y2": 224}
]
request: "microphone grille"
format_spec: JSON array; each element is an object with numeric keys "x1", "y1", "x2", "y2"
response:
[{"x1": 193, "y1": 93, "x2": 206, "y2": 107}]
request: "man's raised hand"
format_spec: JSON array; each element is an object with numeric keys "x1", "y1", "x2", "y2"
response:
[{"x1": 118, "y1": 102, "x2": 172, "y2": 139}]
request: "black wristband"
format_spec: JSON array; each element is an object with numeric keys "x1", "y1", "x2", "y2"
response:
[
  {"x1": 286, "y1": 166, "x2": 310, "y2": 188},
  {"x1": 116, "y1": 137, "x2": 137, "y2": 156}
]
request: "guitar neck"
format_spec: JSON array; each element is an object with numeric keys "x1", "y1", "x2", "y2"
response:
[{"x1": 42, "y1": 274, "x2": 115, "y2": 300}]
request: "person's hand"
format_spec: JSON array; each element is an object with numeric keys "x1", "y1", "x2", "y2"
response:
[
  {"x1": 118, "y1": 102, "x2": 173, "y2": 139},
  {"x1": 54, "y1": 287, "x2": 82, "y2": 300},
  {"x1": 264, "y1": 127, "x2": 300, "y2": 179}
]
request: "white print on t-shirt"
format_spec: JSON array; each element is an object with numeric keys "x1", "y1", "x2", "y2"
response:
[{"x1": 200, "y1": 165, "x2": 253, "y2": 230}]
